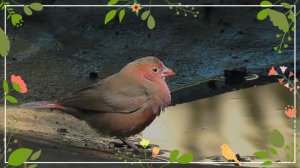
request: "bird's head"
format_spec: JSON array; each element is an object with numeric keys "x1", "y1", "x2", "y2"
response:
[
  {"x1": 221, "y1": 144, "x2": 229, "y2": 149},
  {"x1": 122, "y1": 56, "x2": 176, "y2": 83}
]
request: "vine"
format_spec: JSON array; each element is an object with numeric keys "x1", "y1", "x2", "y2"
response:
[
  {"x1": 0, "y1": 75, "x2": 43, "y2": 167},
  {"x1": 251, "y1": 66, "x2": 299, "y2": 166},
  {"x1": 104, "y1": 0, "x2": 199, "y2": 29},
  {"x1": 257, "y1": 0, "x2": 298, "y2": 54}
]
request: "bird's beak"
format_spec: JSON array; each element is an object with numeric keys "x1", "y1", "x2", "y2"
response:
[{"x1": 162, "y1": 67, "x2": 176, "y2": 78}]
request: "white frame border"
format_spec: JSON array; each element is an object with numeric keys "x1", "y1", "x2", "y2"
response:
[{"x1": 3, "y1": 4, "x2": 297, "y2": 165}]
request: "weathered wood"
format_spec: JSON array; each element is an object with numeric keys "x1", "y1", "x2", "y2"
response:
[{"x1": 0, "y1": 106, "x2": 141, "y2": 153}]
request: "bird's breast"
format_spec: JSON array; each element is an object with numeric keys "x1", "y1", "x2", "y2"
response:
[{"x1": 86, "y1": 105, "x2": 158, "y2": 137}]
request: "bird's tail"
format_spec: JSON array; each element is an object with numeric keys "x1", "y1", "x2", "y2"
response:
[
  {"x1": 20, "y1": 101, "x2": 73, "y2": 113},
  {"x1": 234, "y1": 158, "x2": 241, "y2": 166},
  {"x1": 21, "y1": 101, "x2": 61, "y2": 109},
  {"x1": 21, "y1": 101, "x2": 80, "y2": 115}
]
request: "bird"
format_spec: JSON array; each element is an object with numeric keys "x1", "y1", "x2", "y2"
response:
[
  {"x1": 221, "y1": 144, "x2": 241, "y2": 166},
  {"x1": 21, "y1": 56, "x2": 176, "y2": 152}
]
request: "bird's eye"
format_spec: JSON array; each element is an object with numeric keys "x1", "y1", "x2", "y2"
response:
[{"x1": 151, "y1": 67, "x2": 159, "y2": 73}]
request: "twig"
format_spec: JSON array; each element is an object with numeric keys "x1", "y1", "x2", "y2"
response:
[
  {"x1": 159, "y1": 163, "x2": 170, "y2": 168},
  {"x1": 117, "y1": 152, "x2": 146, "y2": 168},
  {"x1": 144, "y1": 149, "x2": 150, "y2": 168},
  {"x1": 10, "y1": 0, "x2": 21, "y2": 5}
]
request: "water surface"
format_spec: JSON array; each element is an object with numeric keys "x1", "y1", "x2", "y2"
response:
[{"x1": 143, "y1": 83, "x2": 299, "y2": 161}]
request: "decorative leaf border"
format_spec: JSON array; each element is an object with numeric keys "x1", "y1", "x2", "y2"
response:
[
  {"x1": 250, "y1": 66, "x2": 299, "y2": 166},
  {"x1": 104, "y1": 0, "x2": 199, "y2": 29},
  {"x1": 0, "y1": 75, "x2": 43, "y2": 167},
  {"x1": 0, "y1": 0, "x2": 298, "y2": 167},
  {"x1": 256, "y1": 0, "x2": 299, "y2": 54}
]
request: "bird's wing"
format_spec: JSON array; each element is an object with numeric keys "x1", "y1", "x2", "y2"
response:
[{"x1": 58, "y1": 74, "x2": 147, "y2": 113}]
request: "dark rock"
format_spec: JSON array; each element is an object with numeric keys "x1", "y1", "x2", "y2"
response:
[
  {"x1": 224, "y1": 67, "x2": 248, "y2": 85},
  {"x1": 89, "y1": 72, "x2": 98, "y2": 80},
  {"x1": 236, "y1": 153, "x2": 242, "y2": 161},
  {"x1": 207, "y1": 80, "x2": 217, "y2": 89},
  {"x1": 223, "y1": 22, "x2": 232, "y2": 27},
  {"x1": 238, "y1": 31, "x2": 246, "y2": 34},
  {"x1": 244, "y1": 59, "x2": 249, "y2": 63}
]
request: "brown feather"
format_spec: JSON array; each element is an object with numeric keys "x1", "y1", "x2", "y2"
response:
[{"x1": 23, "y1": 57, "x2": 174, "y2": 137}]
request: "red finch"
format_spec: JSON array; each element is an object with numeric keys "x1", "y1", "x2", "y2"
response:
[{"x1": 21, "y1": 57, "x2": 175, "y2": 152}]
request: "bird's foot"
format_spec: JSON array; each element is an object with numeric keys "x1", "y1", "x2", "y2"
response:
[
  {"x1": 119, "y1": 137, "x2": 144, "y2": 153},
  {"x1": 117, "y1": 137, "x2": 157, "y2": 154}
]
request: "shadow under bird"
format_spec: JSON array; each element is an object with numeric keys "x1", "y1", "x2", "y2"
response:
[{"x1": 21, "y1": 56, "x2": 176, "y2": 152}]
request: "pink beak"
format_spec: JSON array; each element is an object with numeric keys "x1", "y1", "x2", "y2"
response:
[{"x1": 162, "y1": 67, "x2": 176, "y2": 77}]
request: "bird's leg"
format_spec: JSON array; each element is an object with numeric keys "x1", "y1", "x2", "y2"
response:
[{"x1": 118, "y1": 137, "x2": 143, "y2": 153}]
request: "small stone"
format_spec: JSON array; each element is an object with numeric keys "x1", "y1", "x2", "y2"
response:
[
  {"x1": 108, "y1": 142, "x2": 115, "y2": 149},
  {"x1": 238, "y1": 31, "x2": 245, "y2": 34},
  {"x1": 224, "y1": 67, "x2": 248, "y2": 85},
  {"x1": 244, "y1": 59, "x2": 249, "y2": 63},
  {"x1": 235, "y1": 154, "x2": 242, "y2": 161},
  {"x1": 89, "y1": 72, "x2": 98, "y2": 80},
  {"x1": 207, "y1": 80, "x2": 217, "y2": 89},
  {"x1": 57, "y1": 128, "x2": 68, "y2": 133}
]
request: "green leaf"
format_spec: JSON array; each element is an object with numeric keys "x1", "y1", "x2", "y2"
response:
[
  {"x1": 119, "y1": 9, "x2": 125, "y2": 23},
  {"x1": 268, "y1": 9, "x2": 289, "y2": 33},
  {"x1": 7, "y1": 14, "x2": 11, "y2": 20},
  {"x1": 108, "y1": 0, "x2": 118, "y2": 5},
  {"x1": 0, "y1": 27, "x2": 10, "y2": 57},
  {"x1": 104, "y1": 10, "x2": 117, "y2": 24},
  {"x1": 288, "y1": 11, "x2": 295, "y2": 22},
  {"x1": 5, "y1": 95, "x2": 18, "y2": 103},
  {"x1": 268, "y1": 129, "x2": 285, "y2": 148},
  {"x1": 8, "y1": 148, "x2": 33, "y2": 166},
  {"x1": 268, "y1": 147, "x2": 277, "y2": 155},
  {"x1": 147, "y1": 15, "x2": 155, "y2": 30},
  {"x1": 260, "y1": 1, "x2": 272, "y2": 7},
  {"x1": 257, "y1": 9, "x2": 269, "y2": 20},
  {"x1": 3, "y1": 80, "x2": 9, "y2": 93},
  {"x1": 12, "y1": 83, "x2": 21, "y2": 93},
  {"x1": 261, "y1": 160, "x2": 272, "y2": 166},
  {"x1": 176, "y1": 153, "x2": 193, "y2": 164},
  {"x1": 11, "y1": 14, "x2": 23, "y2": 27},
  {"x1": 169, "y1": 149, "x2": 180, "y2": 163},
  {"x1": 30, "y1": 149, "x2": 42, "y2": 161},
  {"x1": 29, "y1": 3, "x2": 43, "y2": 11},
  {"x1": 23, "y1": 6, "x2": 32, "y2": 16},
  {"x1": 0, "y1": 1, "x2": 4, "y2": 8},
  {"x1": 281, "y1": 2, "x2": 292, "y2": 9},
  {"x1": 253, "y1": 151, "x2": 268, "y2": 158},
  {"x1": 285, "y1": 153, "x2": 290, "y2": 159},
  {"x1": 28, "y1": 164, "x2": 38, "y2": 168},
  {"x1": 141, "y1": 10, "x2": 150, "y2": 20}
]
